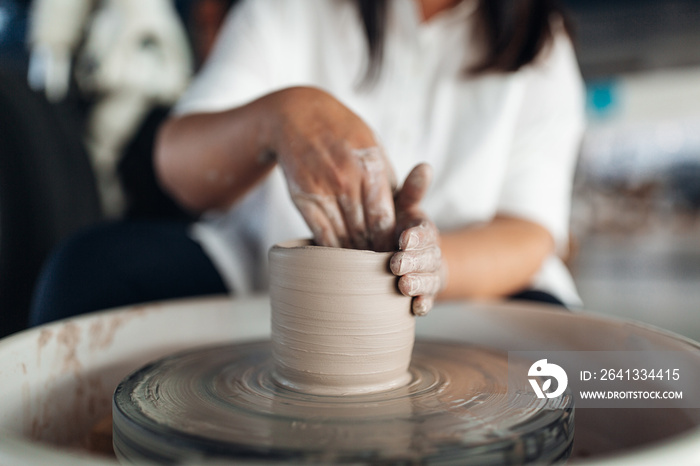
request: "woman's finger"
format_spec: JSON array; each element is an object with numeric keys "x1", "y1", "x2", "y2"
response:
[
  {"x1": 318, "y1": 195, "x2": 350, "y2": 248},
  {"x1": 356, "y1": 147, "x2": 396, "y2": 252},
  {"x1": 292, "y1": 194, "x2": 341, "y2": 248},
  {"x1": 398, "y1": 272, "x2": 443, "y2": 298},
  {"x1": 338, "y1": 192, "x2": 368, "y2": 250},
  {"x1": 365, "y1": 187, "x2": 395, "y2": 252},
  {"x1": 390, "y1": 245, "x2": 441, "y2": 275},
  {"x1": 398, "y1": 220, "x2": 439, "y2": 251},
  {"x1": 412, "y1": 295, "x2": 434, "y2": 317},
  {"x1": 395, "y1": 163, "x2": 433, "y2": 212}
]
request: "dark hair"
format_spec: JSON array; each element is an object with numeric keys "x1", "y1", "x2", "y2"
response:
[{"x1": 356, "y1": 0, "x2": 572, "y2": 85}]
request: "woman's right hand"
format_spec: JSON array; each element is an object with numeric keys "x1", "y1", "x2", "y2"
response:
[{"x1": 264, "y1": 86, "x2": 397, "y2": 251}]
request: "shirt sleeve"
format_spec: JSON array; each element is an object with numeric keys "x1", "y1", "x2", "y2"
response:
[
  {"x1": 173, "y1": 0, "x2": 281, "y2": 115},
  {"x1": 496, "y1": 32, "x2": 586, "y2": 255}
]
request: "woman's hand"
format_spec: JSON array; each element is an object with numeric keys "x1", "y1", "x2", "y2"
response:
[
  {"x1": 390, "y1": 164, "x2": 445, "y2": 316},
  {"x1": 267, "y1": 87, "x2": 397, "y2": 251}
]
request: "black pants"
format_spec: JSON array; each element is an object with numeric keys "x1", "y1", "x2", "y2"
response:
[
  {"x1": 510, "y1": 289, "x2": 565, "y2": 307},
  {"x1": 29, "y1": 221, "x2": 228, "y2": 326},
  {"x1": 29, "y1": 221, "x2": 565, "y2": 326}
]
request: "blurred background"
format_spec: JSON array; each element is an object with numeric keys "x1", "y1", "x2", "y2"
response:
[
  {"x1": 0, "y1": 0, "x2": 699, "y2": 339},
  {"x1": 567, "y1": 0, "x2": 700, "y2": 342}
]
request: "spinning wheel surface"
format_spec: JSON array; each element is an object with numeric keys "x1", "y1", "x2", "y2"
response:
[{"x1": 114, "y1": 340, "x2": 574, "y2": 464}]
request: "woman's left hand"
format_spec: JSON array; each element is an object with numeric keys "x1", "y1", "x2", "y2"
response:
[{"x1": 390, "y1": 164, "x2": 445, "y2": 316}]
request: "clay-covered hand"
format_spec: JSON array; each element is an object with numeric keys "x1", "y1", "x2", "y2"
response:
[
  {"x1": 267, "y1": 86, "x2": 397, "y2": 251},
  {"x1": 390, "y1": 164, "x2": 445, "y2": 316}
]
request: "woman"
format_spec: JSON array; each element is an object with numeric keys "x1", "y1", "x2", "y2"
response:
[{"x1": 30, "y1": 0, "x2": 584, "y2": 324}]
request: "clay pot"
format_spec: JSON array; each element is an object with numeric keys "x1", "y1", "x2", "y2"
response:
[{"x1": 269, "y1": 239, "x2": 414, "y2": 395}]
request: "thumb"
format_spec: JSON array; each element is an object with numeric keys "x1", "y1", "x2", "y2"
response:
[{"x1": 395, "y1": 163, "x2": 433, "y2": 211}]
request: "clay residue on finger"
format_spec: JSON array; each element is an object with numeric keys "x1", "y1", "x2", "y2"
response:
[
  {"x1": 399, "y1": 231, "x2": 420, "y2": 250},
  {"x1": 399, "y1": 221, "x2": 438, "y2": 250},
  {"x1": 392, "y1": 249, "x2": 434, "y2": 275},
  {"x1": 293, "y1": 192, "x2": 345, "y2": 233},
  {"x1": 412, "y1": 296, "x2": 432, "y2": 317},
  {"x1": 352, "y1": 145, "x2": 398, "y2": 189},
  {"x1": 289, "y1": 184, "x2": 347, "y2": 247},
  {"x1": 351, "y1": 147, "x2": 384, "y2": 168},
  {"x1": 399, "y1": 273, "x2": 440, "y2": 297},
  {"x1": 338, "y1": 193, "x2": 368, "y2": 249},
  {"x1": 368, "y1": 206, "x2": 396, "y2": 248},
  {"x1": 361, "y1": 164, "x2": 396, "y2": 251}
]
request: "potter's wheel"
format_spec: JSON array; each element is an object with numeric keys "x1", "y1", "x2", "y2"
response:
[{"x1": 113, "y1": 339, "x2": 574, "y2": 464}]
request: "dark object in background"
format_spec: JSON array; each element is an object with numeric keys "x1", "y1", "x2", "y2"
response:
[
  {"x1": 667, "y1": 162, "x2": 700, "y2": 213},
  {"x1": 119, "y1": 106, "x2": 195, "y2": 222},
  {"x1": 0, "y1": 70, "x2": 102, "y2": 338},
  {"x1": 564, "y1": 0, "x2": 700, "y2": 78},
  {"x1": 0, "y1": 0, "x2": 231, "y2": 337}
]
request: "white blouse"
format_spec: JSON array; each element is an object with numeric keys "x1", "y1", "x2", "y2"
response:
[{"x1": 175, "y1": 0, "x2": 586, "y2": 306}]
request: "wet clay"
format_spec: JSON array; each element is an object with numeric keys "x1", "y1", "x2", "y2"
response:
[
  {"x1": 268, "y1": 239, "x2": 414, "y2": 395},
  {"x1": 113, "y1": 341, "x2": 574, "y2": 464}
]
